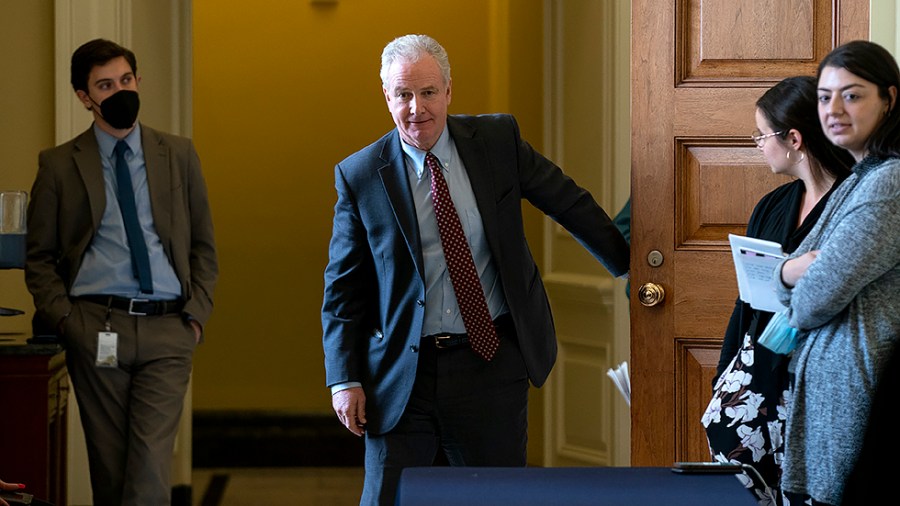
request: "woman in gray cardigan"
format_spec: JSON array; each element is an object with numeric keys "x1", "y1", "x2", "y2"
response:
[{"x1": 776, "y1": 40, "x2": 900, "y2": 506}]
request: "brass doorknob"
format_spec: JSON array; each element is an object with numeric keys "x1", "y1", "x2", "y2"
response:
[{"x1": 638, "y1": 282, "x2": 665, "y2": 307}]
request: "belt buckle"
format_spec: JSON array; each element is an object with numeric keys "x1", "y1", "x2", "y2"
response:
[
  {"x1": 434, "y1": 335, "x2": 452, "y2": 349},
  {"x1": 128, "y1": 298, "x2": 150, "y2": 316}
]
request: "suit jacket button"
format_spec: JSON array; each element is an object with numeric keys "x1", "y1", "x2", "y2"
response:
[
  {"x1": 409, "y1": 345, "x2": 419, "y2": 353},
  {"x1": 416, "y1": 299, "x2": 425, "y2": 307}
]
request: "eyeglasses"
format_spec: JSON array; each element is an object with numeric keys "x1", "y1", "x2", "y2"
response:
[{"x1": 750, "y1": 129, "x2": 785, "y2": 148}]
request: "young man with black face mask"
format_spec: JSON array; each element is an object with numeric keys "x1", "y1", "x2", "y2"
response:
[{"x1": 25, "y1": 38, "x2": 218, "y2": 506}]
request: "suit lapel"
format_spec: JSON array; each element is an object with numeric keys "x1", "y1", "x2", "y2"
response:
[
  {"x1": 448, "y1": 117, "x2": 502, "y2": 262},
  {"x1": 72, "y1": 128, "x2": 107, "y2": 230},
  {"x1": 378, "y1": 132, "x2": 425, "y2": 280},
  {"x1": 141, "y1": 125, "x2": 173, "y2": 245}
]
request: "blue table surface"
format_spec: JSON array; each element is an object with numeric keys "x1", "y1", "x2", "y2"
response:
[{"x1": 397, "y1": 466, "x2": 759, "y2": 506}]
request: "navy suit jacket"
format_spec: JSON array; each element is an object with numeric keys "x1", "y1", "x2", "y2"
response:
[{"x1": 322, "y1": 114, "x2": 629, "y2": 434}]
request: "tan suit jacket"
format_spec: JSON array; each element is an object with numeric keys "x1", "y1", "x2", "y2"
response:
[{"x1": 26, "y1": 123, "x2": 217, "y2": 329}]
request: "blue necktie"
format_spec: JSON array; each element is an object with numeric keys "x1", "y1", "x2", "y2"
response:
[{"x1": 114, "y1": 140, "x2": 153, "y2": 294}]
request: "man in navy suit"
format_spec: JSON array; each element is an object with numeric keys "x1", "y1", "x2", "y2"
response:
[{"x1": 322, "y1": 34, "x2": 629, "y2": 506}]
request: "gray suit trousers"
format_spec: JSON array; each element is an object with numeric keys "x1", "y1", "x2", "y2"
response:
[{"x1": 63, "y1": 299, "x2": 195, "y2": 506}]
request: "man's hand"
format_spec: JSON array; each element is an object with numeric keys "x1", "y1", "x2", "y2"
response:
[
  {"x1": 781, "y1": 250, "x2": 819, "y2": 288},
  {"x1": 189, "y1": 319, "x2": 202, "y2": 344},
  {"x1": 332, "y1": 387, "x2": 367, "y2": 437}
]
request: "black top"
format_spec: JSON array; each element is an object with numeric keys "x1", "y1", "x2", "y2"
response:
[{"x1": 714, "y1": 177, "x2": 844, "y2": 381}]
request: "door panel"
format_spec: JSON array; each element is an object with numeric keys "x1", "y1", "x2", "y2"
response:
[
  {"x1": 676, "y1": 141, "x2": 791, "y2": 247},
  {"x1": 681, "y1": 0, "x2": 825, "y2": 83},
  {"x1": 631, "y1": 0, "x2": 869, "y2": 466},
  {"x1": 677, "y1": 343, "x2": 722, "y2": 463}
]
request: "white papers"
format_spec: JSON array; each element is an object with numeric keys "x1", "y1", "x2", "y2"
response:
[
  {"x1": 606, "y1": 361, "x2": 631, "y2": 407},
  {"x1": 728, "y1": 234, "x2": 786, "y2": 313}
]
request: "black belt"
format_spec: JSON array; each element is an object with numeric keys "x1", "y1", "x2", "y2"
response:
[
  {"x1": 433, "y1": 333, "x2": 470, "y2": 349},
  {"x1": 427, "y1": 313, "x2": 514, "y2": 349},
  {"x1": 78, "y1": 295, "x2": 184, "y2": 316}
]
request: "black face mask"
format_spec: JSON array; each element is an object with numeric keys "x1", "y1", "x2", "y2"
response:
[{"x1": 91, "y1": 90, "x2": 140, "y2": 129}]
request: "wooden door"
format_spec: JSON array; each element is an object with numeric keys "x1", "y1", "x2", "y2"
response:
[{"x1": 630, "y1": 0, "x2": 869, "y2": 465}]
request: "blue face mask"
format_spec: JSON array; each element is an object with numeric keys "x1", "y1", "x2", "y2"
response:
[{"x1": 758, "y1": 310, "x2": 798, "y2": 355}]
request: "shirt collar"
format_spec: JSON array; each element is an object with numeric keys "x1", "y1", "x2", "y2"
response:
[
  {"x1": 94, "y1": 122, "x2": 142, "y2": 159},
  {"x1": 401, "y1": 127, "x2": 453, "y2": 179}
]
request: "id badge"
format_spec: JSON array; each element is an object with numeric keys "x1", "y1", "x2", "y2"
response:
[{"x1": 96, "y1": 331, "x2": 119, "y2": 367}]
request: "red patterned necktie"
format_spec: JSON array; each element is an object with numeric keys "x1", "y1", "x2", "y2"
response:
[{"x1": 426, "y1": 152, "x2": 499, "y2": 361}]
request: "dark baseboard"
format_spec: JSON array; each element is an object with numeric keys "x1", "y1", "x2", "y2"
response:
[
  {"x1": 171, "y1": 484, "x2": 192, "y2": 506},
  {"x1": 193, "y1": 411, "x2": 365, "y2": 468}
]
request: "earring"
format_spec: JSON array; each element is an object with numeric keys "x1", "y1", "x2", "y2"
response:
[{"x1": 786, "y1": 150, "x2": 806, "y2": 165}]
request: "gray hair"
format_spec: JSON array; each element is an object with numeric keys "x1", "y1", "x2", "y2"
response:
[{"x1": 380, "y1": 34, "x2": 451, "y2": 87}]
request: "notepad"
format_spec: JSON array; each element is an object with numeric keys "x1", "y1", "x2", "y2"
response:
[
  {"x1": 606, "y1": 361, "x2": 631, "y2": 407},
  {"x1": 728, "y1": 234, "x2": 787, "y2": 313}
]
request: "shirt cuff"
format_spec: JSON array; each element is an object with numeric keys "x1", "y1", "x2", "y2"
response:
[{"x1": 331, "y1": 381, "x2": 362, "y2": 395}]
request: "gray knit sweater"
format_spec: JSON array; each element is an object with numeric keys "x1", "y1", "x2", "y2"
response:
[{"x1": 776, "y1": 156, "x2": 900, "y2": 505}]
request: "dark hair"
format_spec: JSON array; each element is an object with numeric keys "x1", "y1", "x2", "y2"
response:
[
  {"x1": 818, "y1": 40, "x2": 900, "y2": 158},
  {"x1": 756, "y1": 76, "x2": 854, "y2": 180},
  {"x1": 70, "y1": 39, "x2": 138, "y2": 93}
]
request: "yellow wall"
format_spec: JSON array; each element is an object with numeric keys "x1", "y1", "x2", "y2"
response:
[
  {"x1": 192, "y1": 0, "x2": 544, "y2": 416},
  {"x1": 0, "y1": 3, "x2": 54, "y2": 336}
]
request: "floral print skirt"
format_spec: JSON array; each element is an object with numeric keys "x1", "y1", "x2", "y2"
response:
[{"x1": 702, "y1": 331, "x2": 791, "y2": 506}]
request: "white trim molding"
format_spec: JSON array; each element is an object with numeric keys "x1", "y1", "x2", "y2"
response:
[{"x1": 55, "y1": 0, "x2": 132, "y2": 144}]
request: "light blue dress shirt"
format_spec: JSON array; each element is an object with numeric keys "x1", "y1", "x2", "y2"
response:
[
  {"x1": 402, "y1": 127, "x2": 508, "y2": 336},
  {"x1": 70, "y1": 123, "x2": 182, "y2": 300}
]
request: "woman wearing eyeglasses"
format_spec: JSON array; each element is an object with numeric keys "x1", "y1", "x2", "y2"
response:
[
  {"x1": 701, "y1": 76, "x2": 854, "y2": 505},
  {"x1": 775, "y1": 41, "x2": 900, "y2": 506}
]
